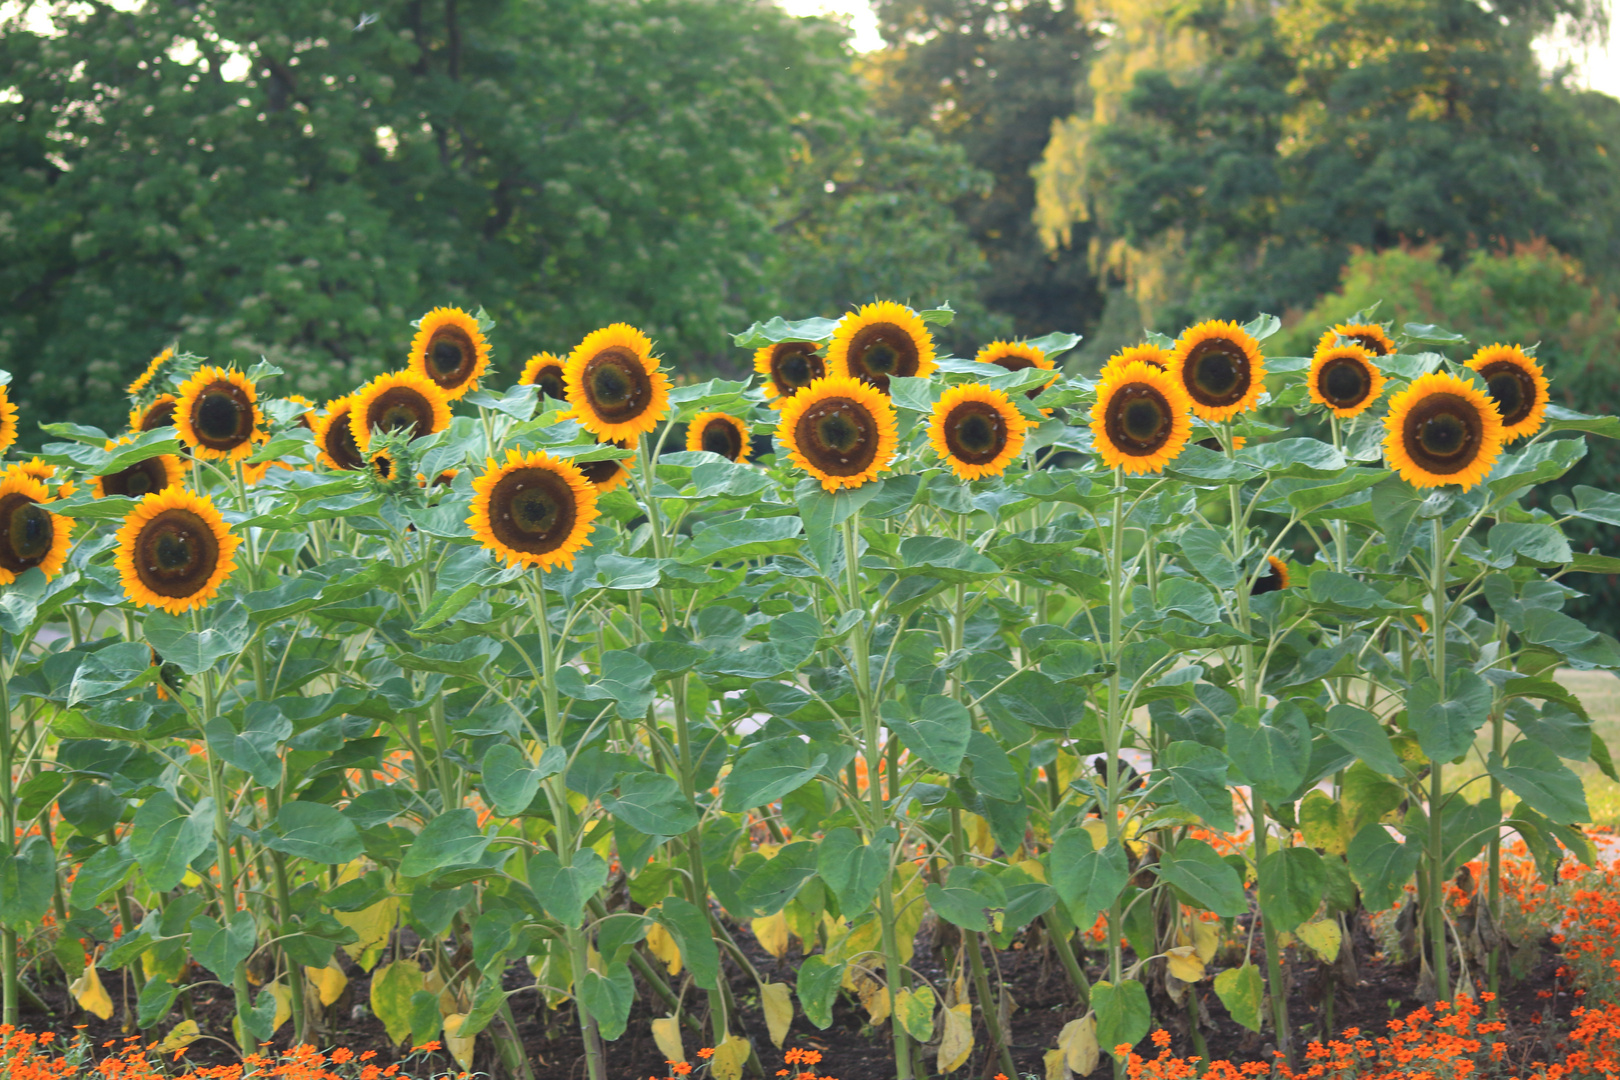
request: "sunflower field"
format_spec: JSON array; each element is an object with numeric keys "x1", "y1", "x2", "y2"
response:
[{"x1": 0, "y1": 298, "x2": 1614, "y2": 1080}]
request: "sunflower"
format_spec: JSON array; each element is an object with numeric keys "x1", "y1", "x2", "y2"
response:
[
  {"x1": 281, "y1": 394, "x2": 318, "y2": 430},
  {"x1": 1099, "y1": 344, "x2": 1172, "y2": 384},
  {"x1": 174, "y1": 366, "x2": 262, "y2": 462},
  {"x1": 928, "y1": 384, "x2": 1028, "y2": 481},
  {"x1": 1308, "y1": 344, "x2": 1386, "y2": 419},
  {"x1": 754, "y1": 341, "x2": 827, "y2": 407},
  {"x1": 0, "y1": 385, "x2": 17, "y2": 456},
  {"x1": 563, "y1": 324, "x2": 671, "y2": 442},
  {"x1": 1317, "y1": 323, "x2": 1395, "y2": 358},
  {"x1": 977, "y1": 339, "x2": 1061, "y2": 403},
  {"x1": 115, "y1": 489, "x2": 238, "y2": 613},
  {"x1": 368, "y1": 447, "x2": 399, "y2": 482},
  {"x1": 1251, "y1": 555, "x2": 1290, "y2": 596},
  {"x1": 129, "y1": 394, "x2": 178, "y2": 433},
  {"x1": 520, "y1": 353, "x2": 569, "y2": 402},
  {"x1": 686, "y1": 412, "x2": 752, "y2": 463},
  {"x1": 468, "y1": 449, "x2": 600, "y2": 571},
  {"x1": 92, "y1": 438, "x2": 186, "y2": 499},
  {"x1": 350, "y1": 371, "x2": 452, "y2": 452},
  {"x1": 127, "y1": 347, "x2": 174, "y2": 396},
  {"x1": 776, "y1": 375, "x2": 898, "y2": 492},
  {"x1": 311, "y1": 398, "x2": 365, "y2": 471},
  {"x1": 408, "y1": 307, "x2": 490, "y2": 400},
  {"x1": 578, "y1": 440, "x2": 634, "y2": 494},
  {"x1": 418, "y1": 468, "x2": 461, "y2": 489},
  {"x1": 0, "y1": 472, "x2": 72, "y2": 585},
  {"x1": 9, "y1": 458, "x2": 54, "y2": 483},
  {"x1": 1382, "y1": 371, "x2": 1504, "y2": 490},
  {"x1": 827, "y1": 302, "x2": 937, "y2": 393},
  {"x1": 1196, "y1": 435, "x2": 1247, "y2": 453},
  {"x1": 1170, "y1": 321, "x2": 1266, "y2": 421},
  {"x1": 1090, "y1": 360, "x2": 1193, "y2": 475},
  {"x1": 1465, "y1": 344, "x2": 1548, "y2": 443}
]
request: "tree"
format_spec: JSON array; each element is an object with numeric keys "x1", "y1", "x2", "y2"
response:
[
  {"x1": 0, "y1": 0, "x2": 849, "y2": 429},
  {"x1": 868, "y1": 0, "x2": 1102, "y2": 343},
  {"x1": 1034, "y1": 0, "x2": 1620, "y2": 330}
]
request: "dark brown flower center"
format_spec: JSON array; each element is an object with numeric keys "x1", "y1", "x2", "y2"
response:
[
  {"x1": 769, "y1": 343, "x2": 824, "y2": 397},
  {"x1": 365, "y1": 388, "x2": 437, "y2": 441},
  {"x1": 942, "y1": 401, "x2": 1007, "y2": 465},
  {"x1": 1402, "y1": 392, "x2": 1485, "y2": 475},
  {"x1": 139, "y1": 399, "x2": 178, "y2": 431},
  {"x1": 796, "y1": 397, "x2": 880, "y2": 477},
  {"x1": 1252, "y1": 560, "x2": 1286, "y2": 596},
  {"x1": 372, "y1": 453, "x2": 394, "y2": 481},
  {"x1": 1183, "y1": 339, "x2": 1251, "y2": 407},
  {"x1": 529, "y1": 364, "x2": 567, "y2": 401},
  {"x1": 991, "y1": 353, "x2": 1055, "y2": 400},
  {"x1": 0, "y1": 493, "x2": 53, "y2": 573},
  {"x1": 1476, "y1": 360, "x2": 1536, "y2": 427},
  {"x1": 190, "y1": 382, "x2": 255, "y2": 450},
  {"x1": 1318, "y1": 355, "x2": 1373, "y2": 409},
  {"x1": 426, "y1": 324, "x2": 478, "y2": 388},
  {"x1": 844, "y1": 323, "x2": 919, "y2": 392},
  {"x1": 1349, "y1": 333, "x2": 1390, "y2": 357},
  {"x1": 100, "y1": 459, "x2": 171, "y2": 499},
  {"x1": 487, "y1": 467, "x2": 578, "y2": 555},
  {"x1": 133, "y1": 508, "x2": 220, "y2": 598},
  {"x1": 699, "y1": 418, "x2": 746, "y2": 461},
  {"x1": 323, "y1": 409, "x2": 365, "y2": 470},
  {"x1": 580, "y1": 347, "x2": 653, "y2": 423},
  {"x1": 1104, "y1": 383, "x2": 1174, "y2": 456}
]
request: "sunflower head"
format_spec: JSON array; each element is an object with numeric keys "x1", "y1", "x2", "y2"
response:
[
  {"x1": 1170, "y1": 321, "x2": 1266, "y2": 421},
  {"x1": 754, "y1": 341, "x2": 827, "y2": 406},
  {"x1": 563, "y1": 324, "x2": 672, "y2": 441},
  {"x1": 129, "y1": 394, "x2": 178, "y2": 433},
  {"x1": 686, "y1": 412, "x2": 752, "y2": 463},
  {"x1": 1308, "y1": 344, "x2": 1386, "y2": 418},
  {"x1": 0, "y1": 472, "x2": 72, "y2": 585},
  {"x1": 9, "y1": 458, "x2": 54, "y2": 483},
  {"x1": 775, "y1": 375, "x2": 899, "y2": 492},
  {"x1": 0, "y1": 385, "x2": 18, "y2": 457},
  {"x1": 520, "y1": 353, "x2": 569, "y2": 402},
  {"x1": 1099, "y1": 344, "x2": 1172, "y2": 383},
  {"x1": 577, "y1": 440, "x2": 634, "y2": 494},
  {"x1": 1251, "y1": 555, "x2": 1289, "y2": 596},
  {"x1": 408, "y1": 307, "x2": 490, "y2": 400},
  {"x1": 468, "y1": 449, "x2": 601, "y2": 571},
  {"x1": 977, "y1": 340, "x2": 1060, "y2": 403},
  {"x1": 128, "y1": 347, "x2": 175, "y2": 397},
  {"x1": 278, "y1": 394, "x2": 318, "y2": 430},
  {"x1": 1196, "y1": 434, "x2": 1247, "y2": 453},
  {"x1": 1382, "y1": 371, "x2": 1505, "y2": 490},
  {"x1": 92, "y1": 438, "x2": 186, "y2": 499},
  {"x1": 312, "y1": 397, "x2": 365, "y2": 471},
  {"x1": 362, "y1": 430, "x2": 416, "y2": 494},
  {"x1": 928, "y1": 384, "x2": 1028, "y2": 481},
  {"x1": 1318, "y1": 323, "x2": 1395, "y2": 358},
  {"x1": 418, "y1": 467, "x2": 461, "y2": 490},
  {"x1": 351, "y1": 371, "x2": 452, "y2": 452},
  {"x1": 115, "y1": 488, "x2": 239, "y2": 613},
  {"x1": 174, "y1": 366, "x2": 263, "y2": 462},
  {"x1": 1465, "y1": 344, "x2": 1548, "y2": 443},
  {"x1": 827, "y1": 302, "x2": 937, "y2": 393},
  {"x1": 1090, "y1": 360, "x2": 1194, "y2": 475}
]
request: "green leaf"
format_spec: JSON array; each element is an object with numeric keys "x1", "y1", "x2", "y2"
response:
[
  {"x1": 1407, "y1": 671, "x2": 1491, "y2": 763},
  {"x1": 1488, "y1": 742, "x2": 1590, "y2": 825},
  {"x1": 731, "y1": 316, "x2": 840, "y2": 349},
  {"x1": 721, "y1": 738, "x2": 827, "y2": 812},
  {"x1": 986, "y1": 670, "x2": 1087, "y2": 732},
  {"x1": 893, "y1": 536, "x2": 1000, "y2": 582},
  {"x1": 70, "y1": 843, "x2": 135, "y2": 908},
  {"x1": 1156, "y1": 743, "x2": 1236, "y2": 832},
  {"x1": 1285, "y1": 468, "x2": 1388, "y2": 515},
  {"x1": 1049, "y1": 831, "x2": 1128, "y2": 927},
  {"x1": 602, "y1": 771, "x2": 699, "y2": 837},
  {"x1": 189, "y1": 910, "x2": 256, "y2": 979},
  {"x1": 1156, "y1": 838, "x2": 1247, "y2": 917},
  {"x1": 136, "y1": 977, "x2": 183, "y2": 1028},
  {"x1": 526, "y1": 849, "x2": 609, "y2": 929},
  {"x1": 962, "y1": 730, "x2": 1022, "y2": 802},
  {"x1": 1347, "y1": 824, "x2": 1420, "y2": 911},
  {"x1": 1257, "y1": 847, "x2": 1325, "y2": 932},
  {"x1": 816, "y1": 827, "x2": 890, "y2": 916},
  {"x1": 1213, "y1": 965, "x2": 1264, "y2": 1033},
  {"x1": 925, "y1": 866, "x2": 1008, "y2": 932},
  {"x1": 1093, "y1": 978, "x2": 1151, "y2": 1058},
  {"x1": 796, "y1": 954, "x2": 844, "y2": 1029},
  {"x1": 399, "y1": 810, "x2": 490, "y2": 878},
  {"x1": 130, "y1": 792, "x2": 214, "y2": 893},
  {"x1": 1239, "y1": 438, "x2": 1345, "y2": 478},
  {"x1": 1307, "y1": 570, "x2": 1402, "y2": 614},
  {"x1": 205, "y1": 712, "x2": 291, "y2": 788},
  {"x1": 0, "y1": 838, "x2": 55, "y2": 927},
  {"x1": 264, "y1": 802, "x2": 364, "y2": 864},
  {"x1": 657, "y1": 895, "x2": 721, "y2": 991},
  {"x1": 141, "y1": 606, "x2": 251, "y2": 676},
  {"x1": 736, "y1": 841, "x2": 819, "y2": 917},
  {"x1": 1320, "y1": 704, "x2": 1404, "y2": 776},
  {"x1": 1488, "y1": 522, "x2": 1572, "y2": 567},
  {"x1": 1543, "y1": 404, "x2": 1620, "y2": 439},
  {"x1": 1226, "y1": 701, "x2": 1311, "y2": 804},
  {"x1": 581, "y1": 963, "x2": 635, "y2": 1041},
  {"x1": 881, "y1": 696, "x2": 971, "y2": 773},
  {"x1": 1179, "y1": 528, "x2": 1238, "y2": 589},
  {"x1": 683, "y1": 516, "x2": 804, "y2": 563}
]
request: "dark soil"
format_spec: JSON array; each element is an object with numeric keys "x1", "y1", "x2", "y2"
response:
[{"x1": 21, "y1": 910, "x2": 1581, "y2": 1080}]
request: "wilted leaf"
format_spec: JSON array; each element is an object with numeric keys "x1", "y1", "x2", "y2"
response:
[
  {"x1": 156, "y1": 1019, "x2": 201, "y2": 1053},
  {"x1": 751, "y1": 912, "x2": 789, "y2": 959},
  {"x1": 894, "y1": 984, "x2": 936, "y2": 1042},
  {"x1": 938, "y1": 1002, "x2": 975, "y2": 1073},
  {"x1": 646, "y1": 921, "x2": 682, "y2": 976},
  {"x1": 762, "y1": 983, "x2": 793, "y2": 1048},
  {"x1": 1058, "y1": 1014, "x2": 1100, "y2": 1076},
  {"x1": 70, "y1": 962, "x2": 113, "y2": 1020},
  {"x1": 371, "y1": 960, "x2": 425, "y2": 1046},
  {"x1": 711, "y1": 1034, "x2": 752, "y2": 1080},
  {"x1": 651, "y1": 1016, "x2": 685, "y2": 1065},
  {"x1": 1165, "y1": 945, "x2": 1206, "y2": 983},
  {"x1": 1296, "y1": 920, "x2": 1342, "y2": 962},
  {"x1": 443, "y1": 1013, "x2": 475, "y2": 1071},
  {"x1": 306, "y1": 962, "x2": 348, "y2": 1007}
]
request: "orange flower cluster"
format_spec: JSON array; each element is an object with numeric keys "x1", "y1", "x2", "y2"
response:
[
  {"x1": 653, "y1": 1047, "x2": 838, "y2": 1080},
  {"x1": 0, "y1": 1030, "x2": 427, "y2": 1080}
]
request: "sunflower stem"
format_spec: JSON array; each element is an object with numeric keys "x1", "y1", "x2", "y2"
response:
[{"x1": 1428, "y1": 514, "x2": 1451, "y2": 1002}]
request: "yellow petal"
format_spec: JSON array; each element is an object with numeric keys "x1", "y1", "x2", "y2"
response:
[
  {"x1": 651, "y1": 1016, "x2": 685, "y2": 1065},
  {"x1": 762, "y1": 983, "x2": 793, "y2": 1049},
  {"x1": 938, "y1": 1003, "x2": 975, "y2": 1073},
  {"x1": 70, "y1": 963, "x2": 114, "y2": 1021},
  {"x1": 1166, "y1": 945, "x2": 1206, "y2": 983}
]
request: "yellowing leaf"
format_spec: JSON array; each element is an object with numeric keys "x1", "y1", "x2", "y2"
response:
[
  {"x1": 1300, "y1": 790, "x2": 1348, "y2": 856},
  {"x1": 70, "y1": 963, "x2": 113, "y2": 1020},
  {"x1": 181, "y1": 870, "x2": 203, "y2": 888},
  {"x1": 751, "y1": 912, "x2": 789, "y2": 960},
  {"x1": 1082, "y1": 819, "x2": 1108, "y2": 851},
  {"x1": 646, "y1": 920, "x2": 683, "y2": 976},
  {"x1": 858, "y1": 975, "x2": 891, "y2": 1026},
  {"x1": 306, "y1": 962, "x2": 349, "y2": 1006},
  {"x1": 443, "y1": 1013, "x2": 476, "y2": 1072},
  {"x1": 371, "y1": 960, "x2": 426, "y2": 1045},
  {"x1": 894, "y1": 985, "x2": 936, "y2": 1042},
  {"x1": 892, "y1": 863, "x2": 927, "y2": 966},
  {"x1": 757, "y1": 842, "x2": 781, "y2": 860},
  {"x1": 1058, "y1": 1014, "x2": 1099, "y2": 1076},
  {"x1": 761, "y1": 983, "x2": 793, "y2": 1048},
  {"x1": 1045, "y1": 1046, "x2": 1072, "y2": 1080},
  {"x1": 156, "y1": 1019, "x2": 201, "y2": 1053},
  {"x1": 1190, "y1": 918, "x2": 1219, "y2": 963},
  {"x1": 711, "y1": 1034, "x2": 752, "y2": 1080},
  {"x1": 651, "y1": 1016, "x2": 685, "y2": 1065},
  {"x1": 1165, "y1": 945, "x2": 1206, "y2": 983},
  {"x1": 1017, "y1": 858, "x2": 1048, "y2": 883},
  {"x1": 335, "y1": 897, "x2": 398, "y2": 973},
  {"x1": 1296, "y1": 919, "x2": 1343, "y2": 963},
  {"x1": 966, "y1": 814, "x2": 995, "y2": 855},
  {"x1": 268, "y1": 982, "x2": 293, "y2": 1034},
  {"x1": 937, "y1": 1002, "x2": 974, "y2": 1073}
]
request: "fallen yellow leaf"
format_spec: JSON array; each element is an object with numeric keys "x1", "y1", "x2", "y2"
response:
[
  {"x1": 1045, "y1": 1046, "x2": 1071, "y2": 1080},
  {"x1": 1190, "y1": 917, "x2": 1220, "y2": 963}
]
